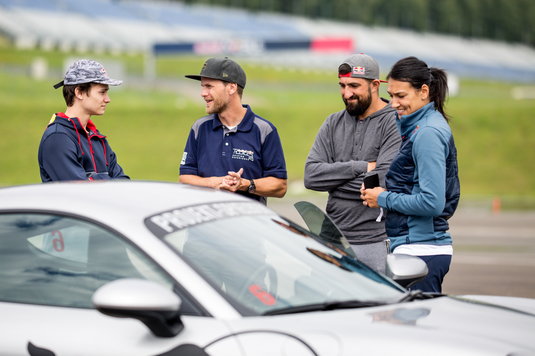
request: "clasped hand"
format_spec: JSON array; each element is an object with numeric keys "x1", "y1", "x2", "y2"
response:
[{"x1": 219, "y1": 168, "x2": 244, "y2": 192}]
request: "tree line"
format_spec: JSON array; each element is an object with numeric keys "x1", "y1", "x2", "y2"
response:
[{"x1": 177, "y1": 0, "x2": 535, "y2": 48}]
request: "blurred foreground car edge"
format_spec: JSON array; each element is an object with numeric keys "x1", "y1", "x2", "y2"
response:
[{"x1": 0, "y1": 180, "x2": 533, "y2": 356}]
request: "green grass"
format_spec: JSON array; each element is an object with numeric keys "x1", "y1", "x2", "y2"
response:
[
  {"x1": 1, "y1": 45, "x2": 535, "y2": 209},
  {"x1": 448, "y1": 81, "x2": 535, "y2": 196}
]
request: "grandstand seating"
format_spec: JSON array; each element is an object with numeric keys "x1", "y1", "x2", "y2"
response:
[{"x1": 0, "y1": 0, "x2": 534, "y2": 82}]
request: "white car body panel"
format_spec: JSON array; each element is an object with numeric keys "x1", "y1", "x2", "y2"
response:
[
  {"x1": 223, "y1": 297, "x2": 535, "y2": 355},
  {"x1": 457, "y1": 294, "x2": 535, "y2": 315},
  {"x1": 0, "y1": 302, "x2": 240, "y2": 355}
]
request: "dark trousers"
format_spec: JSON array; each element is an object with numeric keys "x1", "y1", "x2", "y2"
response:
[{"x1": 409, "y1": 254, "x2": 451, "y2": 293}]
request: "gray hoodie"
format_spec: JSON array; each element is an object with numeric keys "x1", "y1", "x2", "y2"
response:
[{"x1": 304, "y1": 99, "x2": 400, "y2": 244}]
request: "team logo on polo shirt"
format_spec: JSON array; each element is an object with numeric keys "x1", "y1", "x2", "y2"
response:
[{"x1": 232, "y1": 148, "x2": 254, "y2": 161}]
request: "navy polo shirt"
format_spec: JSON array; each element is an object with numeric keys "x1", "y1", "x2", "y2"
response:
[{"x1": 180, "y1": 105, "x2": 287, "y2": 204}]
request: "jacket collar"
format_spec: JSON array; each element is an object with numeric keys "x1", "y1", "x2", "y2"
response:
[
  {"x1": 397, "y1": 102, "x2": 435, "y2": 137},
  {"x1": 53, "y1": 113, "x2": 102, "y2": 136}
]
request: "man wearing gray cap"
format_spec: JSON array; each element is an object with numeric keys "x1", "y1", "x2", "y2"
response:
[
  {"x1": 38, "y1": 59, "x2": 129, "y2": 182},
  {"x1": 304, "y1": 53, "x2": 400, "y2": 273},
  {"x1": 180, "y1": 57, "x2": 287, "y2": 205}
]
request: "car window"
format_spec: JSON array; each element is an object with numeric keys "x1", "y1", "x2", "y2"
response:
[
  {"x1": 0, "y1": 213, "x2": 173, "y2": 309},
  {"x1": 150, "y1": 203, "x2": 404, "y2": 315}
]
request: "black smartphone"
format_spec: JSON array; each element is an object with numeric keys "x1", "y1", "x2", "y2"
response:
[{"x1": 363, "y1": 173, "x2": 380, "y2": 189}]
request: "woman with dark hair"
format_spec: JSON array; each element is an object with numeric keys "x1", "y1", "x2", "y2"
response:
[{"x1": 361, "y1": 56, "x2": 460, "y2": 293}]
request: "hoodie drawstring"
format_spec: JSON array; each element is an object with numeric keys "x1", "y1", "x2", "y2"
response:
[
  {"x1": 102, "y1": 142, "x2": 108, "y2": 166},
  {"x1": 69, "y1": 119, "x2": 84, "y2": 156},
  {"x1": 73, "y1": 117, "x2": 98, "y2": 173}
]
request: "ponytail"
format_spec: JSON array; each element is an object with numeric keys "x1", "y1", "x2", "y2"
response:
[
  {"x1": 387, "y1": 56, "x2": 451, "y2": 122},
  {"x1": 428, "y1": 67, "x2": 450, "y2": 122}
]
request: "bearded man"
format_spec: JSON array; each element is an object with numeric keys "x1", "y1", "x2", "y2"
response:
[{"x1": 304, "y1": 53, "x2": 400, "y2": 274}]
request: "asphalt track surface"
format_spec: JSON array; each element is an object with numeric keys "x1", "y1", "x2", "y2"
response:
[{"x1": 268, "y1": 195, "x2": 535, "y2": 299}]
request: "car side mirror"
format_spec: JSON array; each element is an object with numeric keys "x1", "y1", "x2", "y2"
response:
[
  {"x1": 92, "y1": 278, "x2": 183, "y2": 338},
  {"x1": 385, "y1": 254, "x2": 428, "y2": 289}
]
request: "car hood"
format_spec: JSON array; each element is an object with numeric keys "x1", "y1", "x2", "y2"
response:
[
  {"x1": 225, "y1": 295, "x2": 535, "y2": 356},
  {"x1": 456, "y1": 294, "x2": 535, "y2": 315}
]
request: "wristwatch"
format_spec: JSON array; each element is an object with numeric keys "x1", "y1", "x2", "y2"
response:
[{"x1": 248, "y1": 179, "x2": 256, "y2": 194}]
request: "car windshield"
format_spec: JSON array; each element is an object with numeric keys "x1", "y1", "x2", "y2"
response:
[{"x1": 147, "y1": 203, "x2": 404, "y2": 315}]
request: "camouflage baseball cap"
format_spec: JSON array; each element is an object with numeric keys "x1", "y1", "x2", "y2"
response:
[{"x1": 53, "y1": 59, "x2": 123, "y2": 89}]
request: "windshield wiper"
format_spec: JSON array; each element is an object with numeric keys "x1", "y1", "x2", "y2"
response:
[
  {"x1": 264, "y1": 300, "x2": 387, "y2": 316},
  {"x1": 397, "y1": 290, "x2": 445, "y2": 303}
]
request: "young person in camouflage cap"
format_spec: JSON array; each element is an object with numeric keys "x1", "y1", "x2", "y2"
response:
[{"x1": 38, "y1": 59, "x2": 129, "y2": 182}]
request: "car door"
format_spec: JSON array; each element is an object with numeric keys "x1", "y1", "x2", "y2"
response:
[{"x1": 0, "y1": 212, "x2": 242, "y2": 356}]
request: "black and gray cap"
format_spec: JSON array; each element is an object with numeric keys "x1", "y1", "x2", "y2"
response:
[
  {"x1": 53, "y1": 59, "x2": 123, "y2": 89},
  {"x1": 185, "y1": 57, "x2": 246, "y2": 89},
  {"x1": 339, "y1": 53, "x2": 387, "y2": 82}
]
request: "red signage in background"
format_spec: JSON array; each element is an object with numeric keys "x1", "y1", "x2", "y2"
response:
[{"x1": 310, "y1": 37, "x2": 354, "y2": 53}]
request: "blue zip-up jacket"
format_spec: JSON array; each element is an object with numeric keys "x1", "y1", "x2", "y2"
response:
[
  {"x1": 377, "y1": 102, "x2": 460, "y2": 251},
  {"x1": 38, "y1": 113, "x2": 129, "y2": 182}
]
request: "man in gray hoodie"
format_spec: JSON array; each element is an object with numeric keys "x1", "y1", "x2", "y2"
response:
[{"x1": 304, "y1": 53, "x2": 400, "y2": 273}]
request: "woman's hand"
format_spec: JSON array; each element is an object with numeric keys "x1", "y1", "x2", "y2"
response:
[{"x1": 360, "y1": 184, "x2": 386, "y2": 208}]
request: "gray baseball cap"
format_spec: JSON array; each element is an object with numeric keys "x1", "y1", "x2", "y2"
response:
[
  {"x1": 339, "y1": 53, "x2": 387, "y2": 82},
  {"x1": 54, "y1": 59, "x2": 123, "y2": 89},
  {"x1": 185, "y1": 57, "x2": 246, "y2": 88}
]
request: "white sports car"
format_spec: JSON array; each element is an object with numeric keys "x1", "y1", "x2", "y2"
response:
[{"x1": 0, "y1": 181, "x2": 534, "y2": 356}]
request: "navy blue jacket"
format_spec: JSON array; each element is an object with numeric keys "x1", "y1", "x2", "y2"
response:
[
  {"x1": 38, "y1": 113, "x2": 129, "y2": 182},
  {"x1": 377, "y1": 103, "x2": 460, "y2": 251}
]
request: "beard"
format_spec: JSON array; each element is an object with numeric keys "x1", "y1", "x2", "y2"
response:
[
  {"x1": 206, "y1": 96, "x2": 228, "y2": 115},
  {"x1": 344, "y1": 86, "x2": 372, "y2": 117}
]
